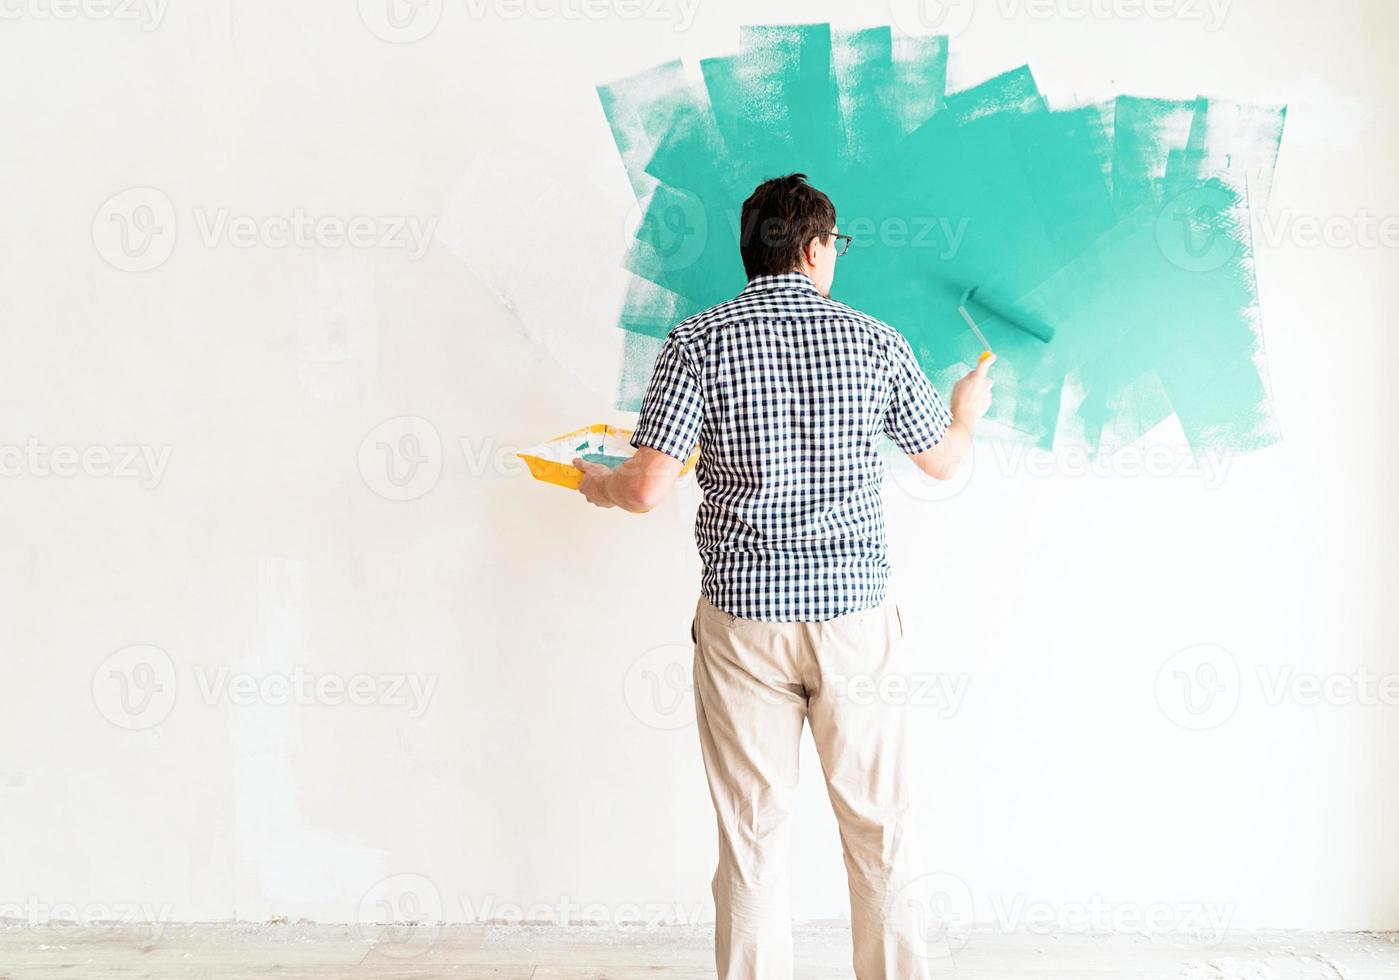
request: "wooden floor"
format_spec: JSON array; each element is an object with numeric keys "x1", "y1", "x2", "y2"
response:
[{"x1": 2, "y1": 923, "x2": 1397, "y2": 979}]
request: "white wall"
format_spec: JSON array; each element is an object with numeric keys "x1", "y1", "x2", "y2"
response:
[{"x1": 1, "y1": 0, "x2": 1396, "y2": 936}]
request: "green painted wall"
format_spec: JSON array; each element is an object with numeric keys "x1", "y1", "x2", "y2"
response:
[{"x1": 599, "y1": 24, "x2": 1285, "y2": 456}]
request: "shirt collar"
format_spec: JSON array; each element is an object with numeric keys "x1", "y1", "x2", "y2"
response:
[{"x1": 740, "y1": 271, "x2": 820, "y2": 296}]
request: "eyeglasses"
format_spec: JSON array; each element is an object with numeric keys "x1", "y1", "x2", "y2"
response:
[{"x1": 825, "y1": 232, "x2": 853, "y2": 256}]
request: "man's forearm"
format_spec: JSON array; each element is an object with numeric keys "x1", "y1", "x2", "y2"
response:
[
  {"x1": 941, "y1": 417, "x2": 975, "y2": 471},
  {"x1": 914, "y1": 417, "x2": 975, "y2": 480},
  {"x1": 575, "y1": 447, "x2": 684, "y2": 512},
  {"x1": 599, "y1": 469, "x2": 655, "y2": 513}
]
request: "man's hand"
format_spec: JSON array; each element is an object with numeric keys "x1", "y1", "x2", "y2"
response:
[
  {"x1": 574, "y1": 458, "x2": 619, "y2": 509},
  {"x1": 949, "y1": 353, "x2": 995, "y2": 427}
]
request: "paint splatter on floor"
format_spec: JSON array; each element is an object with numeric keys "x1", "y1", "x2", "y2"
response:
[{"x1": 597, "y1": 25, "x2": 1285, "y2": 457}]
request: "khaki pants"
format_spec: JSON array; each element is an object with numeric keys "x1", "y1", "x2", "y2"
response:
[{"x1": 691, "y1": 594, "x2": 934, "y2": 980}]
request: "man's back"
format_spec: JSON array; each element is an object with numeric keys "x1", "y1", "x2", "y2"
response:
[{"x1": 631, "y1": 271, "x2": 952, "y2": 622}]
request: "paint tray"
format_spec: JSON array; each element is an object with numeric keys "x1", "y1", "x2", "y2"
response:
[{"x1": 517, "y1": 423, "x2": 699, "y2": 490}]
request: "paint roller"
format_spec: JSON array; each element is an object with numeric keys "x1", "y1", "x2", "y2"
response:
[{"x1": 956, "y1": 285, "x2": 1056, "y2": 363}]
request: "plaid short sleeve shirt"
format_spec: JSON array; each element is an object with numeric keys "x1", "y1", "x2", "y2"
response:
[{"x1": 630, "y1": 272, "x2": 953, "y2": 622}]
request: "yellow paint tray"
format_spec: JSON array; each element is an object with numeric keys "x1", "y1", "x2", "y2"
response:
[{"x1": 517, "y1": 423, "x2": 699, "y2": 490}]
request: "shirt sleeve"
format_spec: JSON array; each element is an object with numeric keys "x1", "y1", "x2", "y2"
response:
[
  {"x1": 883, "y1": 333, "x2": 953, "y2": 454},
  {"x1": 630, "y1": 333, "x2": 703, "y2": 462}
]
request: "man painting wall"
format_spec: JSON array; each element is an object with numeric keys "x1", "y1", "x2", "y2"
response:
[{"x1": 574, "y1": 174, "x2": 995, "y2": 979}]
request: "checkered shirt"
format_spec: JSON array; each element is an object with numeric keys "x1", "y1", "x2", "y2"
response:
[{"x1": 630, "y1": 272, "x2": 952, "y2": 622}]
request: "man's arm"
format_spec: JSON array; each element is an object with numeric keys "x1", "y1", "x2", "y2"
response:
[
  {"x1": 910, "y1": 418, "x2": 975, "y2": 481},
  {"x1": 577, "y1": 330, "x2": 701, "y2": 513},
  {"x1": 910, "y1": 353, "x2": 994, "y2": 480},
  {"x1": 574, "y1": 447, "x2": 684, "y2": 513}
]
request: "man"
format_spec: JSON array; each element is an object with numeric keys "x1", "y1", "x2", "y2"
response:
[{"x1": 574, "y1": 174, "x2": 994, "y2": 979}]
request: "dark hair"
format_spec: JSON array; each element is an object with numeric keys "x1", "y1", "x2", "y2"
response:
[{"x1": 738, "y1": 173, "x2": 837, "y2": 279}]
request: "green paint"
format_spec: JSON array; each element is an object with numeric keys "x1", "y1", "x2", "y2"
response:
[
  {"x1": 581, "y1": 452, "x2": 631, "y2": 469},
  {"x1": 963, "y1": 286, "x2": 1056, "y2": 344},
  {"x1": 597, "y1": 25, "x2": 1285, "y2": 456}
]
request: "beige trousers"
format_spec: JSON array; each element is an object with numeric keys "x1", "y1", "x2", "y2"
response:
[{"x1": 691, "y1": 594, "x2": 934, "y2": 980}]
